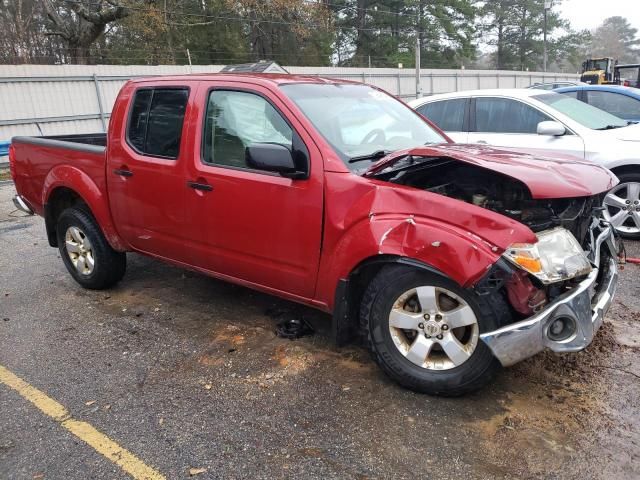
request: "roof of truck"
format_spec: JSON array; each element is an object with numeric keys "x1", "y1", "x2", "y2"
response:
[{"x1": 128, "y1": 73, "x2": 359, "y2": 86}]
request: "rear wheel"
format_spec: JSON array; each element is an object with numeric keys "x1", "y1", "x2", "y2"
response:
[
  {"x1": 360, "y1": 265, "x2": 502, "y2": 396},
  {"x1": 604, "y1": 172, "x2": 640, "y2": 239},
  {"x1": 56, "y1": 207, "x2": 126, "y2": 289}
]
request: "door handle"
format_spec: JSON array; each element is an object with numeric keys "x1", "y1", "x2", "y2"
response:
[
  {"x1": 187, "y1": 180, "x2": 213, "y2": 192},
  {"x1": 113, "y1": 168, "x2": 133, "y2": 177},
  {"x1": 476, "y1": 140, "x2": 488, "y2": 144}
]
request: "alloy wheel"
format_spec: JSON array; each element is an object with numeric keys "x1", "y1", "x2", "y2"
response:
[
  {"x1": 603, "y1": 182, "x2": 640, "y2": 235},
  {"x1": 388, "y1": 286, "x2": 479, "y2": 370},
  {"x1": 65, "y1": 226, "x2": 95, "y2": 275}
]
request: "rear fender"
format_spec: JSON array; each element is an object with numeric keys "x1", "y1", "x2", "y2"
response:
[{"x1": 42, "y1": 165, "x2": 127, "y2": 251}]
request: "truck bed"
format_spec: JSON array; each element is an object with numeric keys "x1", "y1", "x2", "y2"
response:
[{"x1": 11, "y1": 133, "x2": 108, "y2": 217}]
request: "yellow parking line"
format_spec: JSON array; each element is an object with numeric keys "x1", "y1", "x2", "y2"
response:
[{"x1": 0, "y1": 364, "x2": 165, "y2": 480}]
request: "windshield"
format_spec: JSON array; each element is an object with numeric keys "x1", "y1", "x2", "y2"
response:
[
  {"x1": 588, "y1": 59, "x2": 609, "y2": 71},
  {"x1": 534, "y1": 93, "x2": 628, "y2": 130},
  {"x1": 280, "y1": 83, "x2": 447, "y2": 170}
]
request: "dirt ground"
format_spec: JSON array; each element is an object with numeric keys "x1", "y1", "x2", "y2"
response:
[{"x1": 1, "y1": 181, "x2": 639, "y2": 479}]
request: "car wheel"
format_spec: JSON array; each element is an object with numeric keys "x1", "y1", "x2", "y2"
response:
[
  {"x1": 604, "y1": 172, "x2": 640, "y2": 239},
  {"x1": 360, "y1": 265, "x2": 503, "y2": 396},
  {"x1": 56, "y1": 206, "x2": 126, "y2": 289}
]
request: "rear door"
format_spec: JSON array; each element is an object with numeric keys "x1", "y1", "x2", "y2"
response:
[
  {"x1": 107, "y1": 84, "x2": 193, "y2": 262},
  {"x1": 467, "y1": 96, "x2": 585, "y2": 157},
  {"x1": 182, "y1": 82, "x2": 324, "y2": 298},
  {"x1": 415, "y1": 98, "x2": 469, "y2": 142}
]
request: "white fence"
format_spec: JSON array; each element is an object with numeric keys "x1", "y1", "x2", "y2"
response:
[{"x1": 0, "y1": 64, "x2": 579, "y2": 141}]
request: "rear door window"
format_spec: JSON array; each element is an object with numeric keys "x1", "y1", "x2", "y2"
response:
[
  {"x1": 416, "y1": 99, "x2": 467, "y2": 132},
  {"x1": 127, "y1": 88, "x2": 189, "y2": 159},
  {"x1": 474, "y1": 97, "x2": 551, "y2": 134},
  {"x1": 586, "y1": 90, "x2": 640, "y2": 120}
]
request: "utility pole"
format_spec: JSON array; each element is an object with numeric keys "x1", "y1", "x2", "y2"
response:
[
  {"x1": 415, "y1": 36, "x2": 422, "y2": 98},
  {"x1": 543, "y1": 0, "x2": 552, "y2": 72}
]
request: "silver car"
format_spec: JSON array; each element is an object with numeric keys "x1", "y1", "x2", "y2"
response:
[{"x1": 409, "y1": 89, "x2": 640, "y2": 238}]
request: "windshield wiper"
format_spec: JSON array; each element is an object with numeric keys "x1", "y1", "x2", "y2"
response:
[
  {"x1": 596, "y1": 124, "x2": 626, "y2": 130},
  {"x1": 348, "y1": 150, "x2": 391, "y2": 163}
]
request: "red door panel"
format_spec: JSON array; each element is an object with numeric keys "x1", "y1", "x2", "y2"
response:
[
  {"x1": 183, "y1": 82, "x2": 324, "y2": 298},
  {"x1": 106, "y1": 83, "x2": 194, "y2": 263}
]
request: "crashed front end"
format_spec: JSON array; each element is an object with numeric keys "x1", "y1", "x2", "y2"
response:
[
  {"x1": 479, "y1": 218, "x2": 619, "y2": 366},
  {"x1": 368, "y1": 148, "x2": 621, "y2": 366}
]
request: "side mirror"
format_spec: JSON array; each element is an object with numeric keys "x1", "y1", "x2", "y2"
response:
[
  {"x1": 245, "y1": 143, "x2": 299, "y2": 177},
  {"x1": 537, "y1": 121, "x2": 566, "y2": 137}
]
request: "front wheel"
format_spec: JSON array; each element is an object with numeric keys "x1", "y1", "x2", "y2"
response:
[
  {"x1": 56, "y1": 206, "x2": 126, "y2": 289},
  {"x1": 603, "y1": 172, "x2": 640, "y2": 239},
  {"x1": 360, "y1": 265, "x2": 502, "y2": 396}
]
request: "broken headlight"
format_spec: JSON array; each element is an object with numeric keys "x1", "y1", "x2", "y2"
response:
[{"x1": 503, "y1": 227, "x2": 592, "y2": 284}]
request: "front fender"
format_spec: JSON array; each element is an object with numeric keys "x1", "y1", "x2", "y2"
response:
[
  {"x1": 43, "y1": 165, "x2": 127, "y2": 251},
  {"x1": 320, "y1": 214, "x2": 503, "y2": 305},
  {"x1": 316, "y1": 173, "x2": 538, "y2": 310}
]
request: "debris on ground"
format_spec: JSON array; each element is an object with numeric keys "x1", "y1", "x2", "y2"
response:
[{"x1": 275, "y1": 319, "x2": 314, "y2": 340}]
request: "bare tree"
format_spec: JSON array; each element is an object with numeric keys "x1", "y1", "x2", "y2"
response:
[{"x1": 43, "y1": 0, "x2": 129, "y2": 64}]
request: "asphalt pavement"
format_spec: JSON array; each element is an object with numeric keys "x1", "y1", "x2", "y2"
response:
[{"x1": 1, "y1": 182, "x2": 639, "y2": 479}]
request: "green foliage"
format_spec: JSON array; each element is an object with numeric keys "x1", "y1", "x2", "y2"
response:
[
  {"x1": 479, "y1": 0, "x2": 568, "y2": 71},
  {"x1": 0, "y1": 0, "x2": 637, "y2": 71}
]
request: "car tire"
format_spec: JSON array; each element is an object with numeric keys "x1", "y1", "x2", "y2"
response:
[
  {"x1": 360, "y1": 265, "x2": 505, "y2": 396},
  {"x1": 604, "y1": 172, "x2": 640, "y2": 240},
  {"x1": 56, "y1": 206, "x2": 126, "y2": 290}
]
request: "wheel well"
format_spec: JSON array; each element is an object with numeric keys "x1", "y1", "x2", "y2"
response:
[
  {"x1": 332, "y1": 255, "x2": 445, "y2": 346},
  {"x1": 44, "y1": 187, "x2": 88, "y2": 247},
  {"x1": 610, "y1": 165, "x2": 640, "y2": 178}
]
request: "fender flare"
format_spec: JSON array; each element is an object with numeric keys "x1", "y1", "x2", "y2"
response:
[
  {"x1": 42, "y1": 165, "x2": 128, "y2": 251},
  {"x1": 331, "y1": 254, "x2": 450, "y2": 346}
]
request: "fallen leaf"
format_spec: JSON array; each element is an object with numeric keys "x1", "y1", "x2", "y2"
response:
[
  {"x1": 189, "y1": 467, "x2": 207, "y2": 476},
  {"x1": 33, "y1": 474, "x2": 44, "y2": 479},
  {"x1": 204, "y1": 384, "x2": 212, "y2": 390},
  {"x1": 159, "y1": 418, "x2": 164, "y2": 425},
  {"x1": 85, "y1": 400, "x2": 96, "y2": 406},
  {"x1": 103, "y1": 404, "x2": 111, "y2": 411}
]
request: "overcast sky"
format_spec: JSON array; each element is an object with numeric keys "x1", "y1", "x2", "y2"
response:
[{"x1": 559, "y1": 0, "x2": 640, "y2": 32}]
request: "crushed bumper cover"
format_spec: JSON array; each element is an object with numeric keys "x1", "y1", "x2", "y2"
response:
[{"x1": 480, "y1": 222, "x2": 619, "y2": 367}]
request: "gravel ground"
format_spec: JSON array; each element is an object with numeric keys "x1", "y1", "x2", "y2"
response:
[{"x1": 1, "y1": 182, "x2": 639, "y2": 479}]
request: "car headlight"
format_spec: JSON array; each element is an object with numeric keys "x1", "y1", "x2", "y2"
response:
[{"x1": 503, "y1": 227, "x2": 592, "y2": 284}]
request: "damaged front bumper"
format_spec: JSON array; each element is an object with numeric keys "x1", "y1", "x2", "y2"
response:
[{"x1": 480, "y1": 221, "x2": 619, "y2": 367}]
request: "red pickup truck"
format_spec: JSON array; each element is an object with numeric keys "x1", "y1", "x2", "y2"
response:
[{"x1": 10, "y1": 74, "x2": 620, "y2": 395}]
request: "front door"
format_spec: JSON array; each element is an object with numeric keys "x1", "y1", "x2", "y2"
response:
[
  {"x1": 107, "y1": 85, "x2": 193, "y2": 263},
  {"x1": 183, "y1": 83, "x2": 324, "y2": 299},
  {"x1": 467, "y1": 97, "x2": 585, "y2": 158}
]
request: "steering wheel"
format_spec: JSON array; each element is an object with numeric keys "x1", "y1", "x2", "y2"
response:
[{"x1": 361, "y1": 128, "x2": 386, "y2": 145}]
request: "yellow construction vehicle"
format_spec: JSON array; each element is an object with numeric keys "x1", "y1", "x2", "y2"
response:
[{"x1": 580, "y1": 57, "x2": 616, "y2": 84}]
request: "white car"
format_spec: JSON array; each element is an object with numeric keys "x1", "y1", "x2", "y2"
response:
[{"x1": 409, "y1": 89, "x2": 640, "y2": 238}]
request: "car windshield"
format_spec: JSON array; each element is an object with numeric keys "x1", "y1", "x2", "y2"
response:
[
  {"x1": 534, "y1": 93, "x2": 628, "y2": 130},
  {"x1": 280, "y1": 83, "x2": 446, "y2": 170}
]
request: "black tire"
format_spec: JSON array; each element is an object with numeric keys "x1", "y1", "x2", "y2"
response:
[
  {"x1": 608, "y1": 172, "x2": 640, "y2": 240},
  {"x1": 360, "y1": 265, "x2": 504, "y2": 396},
  {"x1": 56, "y1": 206, "x2": 126, "y2": 290}
]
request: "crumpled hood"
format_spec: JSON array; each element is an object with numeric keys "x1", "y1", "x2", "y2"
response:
[{"x1": 365, "y1": 144, "x2": 618, "y2": 199}]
